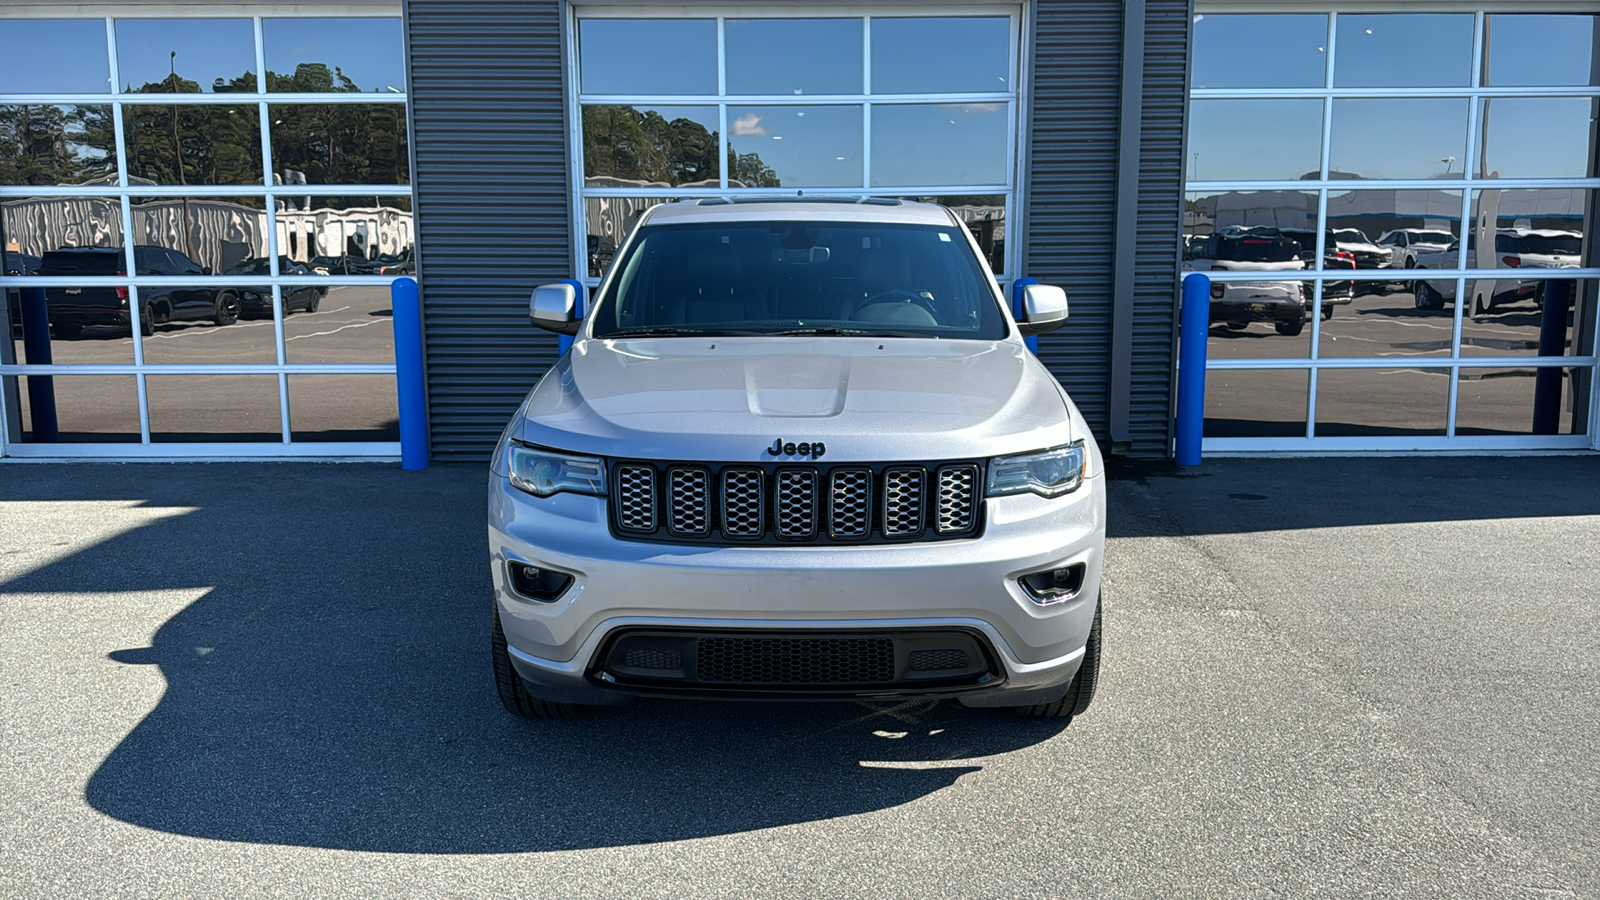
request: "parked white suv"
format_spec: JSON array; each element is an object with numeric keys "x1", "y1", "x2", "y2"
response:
[
  {"x1": 1376, "y1": 228, "x2": 1455, "y2": 270},
  {"x1": 487, "y1": 199, "x2": 1106, "y2": 720}
]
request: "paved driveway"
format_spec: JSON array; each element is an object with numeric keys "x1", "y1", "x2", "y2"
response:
[{"x1": 2, "y1": 458, "x2": 1597, "y2": 897}]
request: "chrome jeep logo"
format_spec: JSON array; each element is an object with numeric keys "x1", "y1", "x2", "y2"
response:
[{"x1": 766, "y1": 438, "x2": 826, "y2": 459}]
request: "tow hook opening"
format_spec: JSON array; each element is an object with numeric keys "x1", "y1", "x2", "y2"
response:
[
  {"x1": 508, "y1": 562, "x2": 574, "y2": 602},
  {"x1": 1018, "y1": 563, "x2": 1086, "y2": 605}
]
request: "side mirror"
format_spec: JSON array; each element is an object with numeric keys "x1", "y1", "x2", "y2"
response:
[
  {"x1": 1018, "y1": 284, "x2": 1068, "y2": 336},
  {"x1": 530, "y1": 283, "x2": 580, "y2": 335}
]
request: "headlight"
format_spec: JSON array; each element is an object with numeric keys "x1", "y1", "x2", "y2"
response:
[
  {"x1": 986, "y1": 441, "x2": 1086, "y2": 498},
  {"x1": 507, "y1": 443, "x2": 606, "y2": 498}
]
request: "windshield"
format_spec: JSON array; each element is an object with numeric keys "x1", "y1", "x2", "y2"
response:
[
  {"x1": 1333, "y1": 230, "x2": 1370, "y2": 244},
  {"x1": 590, "y1": 220, "x2": 1010, "y2": 339},
  {"x1": 1215, "y1": 235, "x2": 1301, "y2": 263},
  {"x1": 1413, "y1": 231, "x2": 1454, "y2": 244},
  {"x1": 1517, "y1": 234, "x2": 1583, "y2": 255}
]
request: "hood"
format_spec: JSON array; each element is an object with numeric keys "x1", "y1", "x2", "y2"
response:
[{"x1": 515, "y1": 337, "x2": 1076, "y2": 462}]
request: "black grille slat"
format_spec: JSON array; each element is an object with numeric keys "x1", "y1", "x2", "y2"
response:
[
  {"x1": 611, "y1": 460, "x2": 977, "y2": 544},
  {"x1": 775, "y1": 468, "x2": 818, "y2": 538},
  {"x1": 936, "y1": 465, "x2": 979, "y2": 534},
  {"x1": 829, "y1": 468, "x2": 872, "y2": 539},
  {"x1": 882, "y1": 467, "x2": 926, "y2": 537},
  {"x1": 720, "y1": 468, "x2": 765, "y2": 538},
  {"x1": 615, "y1": 465, "x2": 656, "y2": 532},
  {"x1": 667, "y1": 467, "x2": 711, "y2": 536},
  {"x1": 697, "y1": 637, "x2": 894, "y2": 684}
]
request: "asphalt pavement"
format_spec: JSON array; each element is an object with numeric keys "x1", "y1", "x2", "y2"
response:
[{"x1": 2, "y1": 458, "x2": 1598, "y2": 898}]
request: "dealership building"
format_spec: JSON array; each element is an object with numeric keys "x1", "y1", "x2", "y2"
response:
[{"x1": 2, "y1": 1, "x2": 1597, "y2": 461}]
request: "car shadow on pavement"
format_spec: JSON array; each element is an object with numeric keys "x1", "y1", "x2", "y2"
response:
[{"x1": 1, "y1": 464, "x2": 1071, "y2": 854}]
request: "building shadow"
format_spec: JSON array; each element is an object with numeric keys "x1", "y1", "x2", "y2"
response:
[
  {"x1": 0, "y1": 464, "x2": 1070, "y2": 854},
  {"x1": 1106, "y1": 455, "x2": 1600, "y2": 537}
]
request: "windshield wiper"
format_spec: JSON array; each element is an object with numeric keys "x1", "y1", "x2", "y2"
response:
[
  {"x1": 773, "y1": 327, "x2": 936, "y2": 338},
  {"x1": 601, "y1": 327, "x2": 709, "y2": 338}
]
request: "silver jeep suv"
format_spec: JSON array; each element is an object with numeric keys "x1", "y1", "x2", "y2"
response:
[{"x1": 488, "y1": 199, "x2": 1105, "y2": 719}]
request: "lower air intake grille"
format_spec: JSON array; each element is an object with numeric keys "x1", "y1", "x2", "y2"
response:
[
  {"x1": 697, "y1": 637, "x2": 895, "y2": 684},
  {"x1": 908, "y1": 649, "x2": 969, "y2": 671},
  {"x1": 624, "y1": 648, "x2": 682, "y2": 670}
]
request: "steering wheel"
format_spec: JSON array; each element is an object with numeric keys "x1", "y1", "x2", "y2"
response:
[{"x1": 851, "y1": 290, "x2": 940, "y2": 319}]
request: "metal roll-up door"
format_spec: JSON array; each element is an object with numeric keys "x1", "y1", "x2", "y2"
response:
[
  {"x1": 406, "y1": 0, "x2": 570, "y2": 460},
  {"x1": 1024, "y1": 0, "x2": 1188, "y2": 457}
]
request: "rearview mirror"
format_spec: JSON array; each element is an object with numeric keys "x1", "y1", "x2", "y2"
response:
[
  {"x1": 530, "y1": 283, "x2": 580, "y2": 335},
  {"x1": 1018, "y1": 284, "x2": 1068, "y2": 336}
]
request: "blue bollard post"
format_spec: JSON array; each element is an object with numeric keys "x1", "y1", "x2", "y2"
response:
[
  {"x1": 1532, "y1": 279, "x2": 1573, "y2": 436},
  {"x1": 1010, "y1": 278, "x2": 1039, "y2": 355},
  {"x1": 391, "y1": 277, "x2": 428, "y2": 470},
  {"x1": 556, "y1": 278, "x2": 585, "y2": 355},
  {"x1": 18, "y1": 286, "x2": 58, "y2": 442},
  {"x1": 1175, "y1": 273, "x2": 1210, "y2": 466}
]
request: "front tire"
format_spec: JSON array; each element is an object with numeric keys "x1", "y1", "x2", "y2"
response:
[
  {"x1": 214, "y1": 292, "x2": 240, "y2": 326},
  {"x1": 491, "y1": 603, "x2": 586, "y2": 719},
  {"x1": 1014, "y1": 597, "x2": 1102, "y2": 719},
  {"x1": 1414, "y1": 278, "x2": 1445, "y2": 311}
]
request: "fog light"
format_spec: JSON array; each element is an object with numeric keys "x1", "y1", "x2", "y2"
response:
[
  {"x1": 507, "y1": 562, "x2": 573, "y2": 602},
  {"x1": 1018, "y1": 564, "x2": 1085, "y2": 605}
]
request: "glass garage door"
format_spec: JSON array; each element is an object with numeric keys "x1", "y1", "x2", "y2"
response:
[
  {"x1": 1185, "y1": 10, "x2": 1600, "y2": 451},
  {"x1": 568, "y1": 9, "x2": 1022, "y2": 291},
  {"x1": 0, "y1": 14, "x2": 412, "y2": 457}
]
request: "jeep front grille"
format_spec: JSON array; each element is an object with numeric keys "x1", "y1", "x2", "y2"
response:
[{"x1": 608, "y1": 460, "x2": 982, "y2": 545}]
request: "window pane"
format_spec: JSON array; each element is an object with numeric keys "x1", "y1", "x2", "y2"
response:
[
  {"x1": 275, "y1": 195, "x2": 413, "y2": 275},
  {"x1": 0, "y1": 105, "x2": 117, "y2": 186},
  {"x1": 578, "y1": 20, "x2": 716, "y2": 96},
  {"x1": 582, "y1": 105, "x2": 719, "y2": 188},
  {"x1": 870, "y1": 18, "x2": 1011, "y2": 95},
  {"x1": 130, "y1": 196, "x2": 267, "y2": 277},
  {"x1": 1187, "y1": 100, "x2": 1323, "y2": 182},
  {"x1": 5, "y1": 200, "x2": 132, "y2": 363},
  {"x1": 1205, "y1": 369, "x2": 1309, "y2": 437},
  {"x1": 13, "y1": 375, "x2": 140, "y2": 443},
  {"x1": 124, "y1": 104, "x2": 263, "y2": 185},
  {"x1": 1455, "y1": 367, "x2": 1588, "y2": 435},
  {"x1": 1458, "y1": 278, "x2": 1588, "y2": 358},
  {"x1": 584, "y1": 196, "x2": 675, "y2": 278},
  {"x1": 1470, "y1": 189, "x2": 1590, "y2": 271},
  {"x1": 1182, "y1": 192, "x2": 1318, "y2": 358},
  {"x1": 1485, "y1": 15, "x2": 1600, "y2": 87},
  {"x1": 1191, "y1": 14, "x2": 1327, "y2": 89},
  {"x1": 264, "y1": 18, "x2": 405, "y2": 94},
  {"x1": 871, "y1": 103, "x2": 1007, "y2": 187},
  {"x1": 147, "y1": 374, "x2": 281, "y2": 442},
  {"x1": 1327, "y1": 190, "x2": 1462, "y2": 269},
  {"x1": 726, "y1": 19, "x2": 862, "y2": 96},
  {"x1": 284, "y1": 286, "x2": 395, "y2": 365},
  {"x1": 115, "y1": 19, "x2": 257, "y2": 93},
  {"x1": 1315, "y1": 367, "x2": 1449, "y2": 436},
  {"x1": 289, "y1": 375, "x2": 398, "y2": 441},
  {"x1": 1330, "y1": 99, "x2": 1467, "y2": 180},
  {"x1": 269, "y1": 103, "x2": 410, "y2": 185},
  {"x1": 1333, "y1": 14, "x2": 1474, "y2": 88},
  {"x1": 0, "y1": 20, "x2": 111, "y2": 94},
  {"x1": 890, "y1": 195, "x2": 1006, "y2": 275},
  {"x1": 1479, "y1": 98, "x2": 1596, "y2": 180},
  {"x1": 726, "y1": 105, "x2": 861, "y2": 188}
]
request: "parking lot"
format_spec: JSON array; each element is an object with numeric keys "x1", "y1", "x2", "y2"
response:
[{"x1": 2, "y1": 458, "x2": 1597, "y2": 897}]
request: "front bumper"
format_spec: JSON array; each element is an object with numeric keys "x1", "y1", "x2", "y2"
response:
[{"x1": 487, "y1": 469, "x2": 1105, "y2": 706}]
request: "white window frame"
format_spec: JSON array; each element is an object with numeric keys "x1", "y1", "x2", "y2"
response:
[
  {"x1": 1187, "y1": 7, "x2": 1600, "y2": 453},
  {"x1": 564, "y1": 3, "x2": 1028, "y2": 292},
  {"x1": 0, "y1": 10, "x2": 410, "y2": 460}
]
